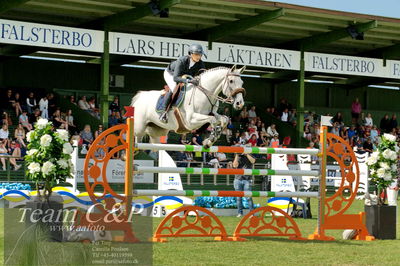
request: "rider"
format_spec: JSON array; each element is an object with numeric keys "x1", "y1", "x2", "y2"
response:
[{"x1": 159, "y1": 43, "x2": 206, "y2": 123}]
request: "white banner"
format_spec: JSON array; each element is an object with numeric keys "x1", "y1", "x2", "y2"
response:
[
  {"x1": 109, "y1": 32, "x2": 300, "y2": 70},
  {"x1": 74, "y1": 158, "x2": 154, "y2": 183},
  {"x1": 305, "y1": 52, "x2": 388, "y2": 78},
  {"x1": 0, "y1": 19, "x2": 104, "y2": 52}
]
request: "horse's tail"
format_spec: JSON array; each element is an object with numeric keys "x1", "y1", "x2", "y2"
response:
[{"x1": 131, "y1": 91, "x2": 143, "y2": 106}]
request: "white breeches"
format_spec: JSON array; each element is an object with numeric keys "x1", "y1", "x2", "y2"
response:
[{"x1": 164, "y1": 70, "x2": 177, "y2": 93}]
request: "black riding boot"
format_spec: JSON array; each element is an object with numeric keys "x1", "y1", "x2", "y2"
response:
[{"x1": 159, "y1": 91, "x2": 173, "y2": 123}]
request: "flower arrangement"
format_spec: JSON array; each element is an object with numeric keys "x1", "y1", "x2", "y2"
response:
[
  {"x1": 366, "y1": 133, "x2": 399, "y2": 205},
  {"x1": 25, "y1": 118, "x2": 74, "y2": 201}
]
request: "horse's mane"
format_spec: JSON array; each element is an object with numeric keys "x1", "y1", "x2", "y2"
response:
[{"x1": 197, "y1": 66, "x2": 231, "y2": 79}]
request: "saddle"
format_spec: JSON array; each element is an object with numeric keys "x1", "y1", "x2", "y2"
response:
[{"x1": 156, "y1": 83, "x2": 186, "y2": 113}]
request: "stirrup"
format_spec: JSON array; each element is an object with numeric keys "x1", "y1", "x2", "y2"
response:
[{"x1": 159, "y1": 112, "x2": 168, "y2": 123}]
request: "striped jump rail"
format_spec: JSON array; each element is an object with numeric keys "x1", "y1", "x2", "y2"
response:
[
  {"x1": 134, "y1": 166, "x2": 319, "y2": 176},
  {"x1": 135, "y1": 143, "x2": 319, "y2": 155},
  {"x1": 133, "y1": 189, "x2": 318, "y2": 198}
]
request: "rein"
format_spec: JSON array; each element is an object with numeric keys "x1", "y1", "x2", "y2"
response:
[{"x1": 193, "y1": 71, "x2": 246, "y2": 107}]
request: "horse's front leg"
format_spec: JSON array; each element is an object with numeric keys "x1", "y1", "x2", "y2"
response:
[
  {"x1": 213, "y1": 113, "x2": 229, "y2": 129},
  {"x1": 188, "y1": 113, "x2": 219, "y2": 148}
]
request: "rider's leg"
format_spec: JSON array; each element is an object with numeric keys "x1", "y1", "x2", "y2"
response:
[{"x1": 160, "y1": 70, "x2": 176, "y2": 123}]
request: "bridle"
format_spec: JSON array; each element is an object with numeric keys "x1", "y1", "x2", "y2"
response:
[{"x1": 193, "y1": 71, "x2": 246, "y2": 108}]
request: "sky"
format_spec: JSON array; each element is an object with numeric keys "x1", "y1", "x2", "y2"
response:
[{"x1": 267, "y1": 0, "x2": 400, "y2": 19}]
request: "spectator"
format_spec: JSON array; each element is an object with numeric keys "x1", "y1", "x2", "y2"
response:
[
  {"x1": 1, "y1": 112, "x2": 9, "y2": 126},
  {"x1": 0, "y1": 140, "x2": 9, "y2": 170},
  {"x1": 26, "y1": 92, "x2": 37, "y2": 114},
  {"x1": 78, "y1": 96, "x2": 91, "y2": 111},
  {"x1": 331, "y1": 123, "x2": 340, "y2": 136},
  {"x1": 247, "y1": 134, "x2": 258, "y2": 146},
  {"x1": 80, "y1": 125, "x2": 94, "y2": 146},
  {"x1": 94, "y1": 139, "x2": 106, "y2": 159},
  {"x1": 69, "y1": 95, "x2": 77, "y2": 105},
  {"x1": 270, "y1": 135, "x2": 280, "y2": 147},
  {"x1": 233, "y1": 152, "x2": 255, "y2": 217},
  {"x1": 340, "y1": 126, "x2": 349, "y2": 140},
  {"x1": 239, "y1": 106, "x2": 248, "y2": 125},
  {"x1": 266, "y1": 124, "x2": 279, "y2": 138},
  {"x1": 223, "y1": 106, "x2": 231, "y2": 118},
  {"x1": 332, "y1": 112, "x2": 344, "y2": 126},
  {"x1": 289, "y1": 109, "x2": 297, "y2": 126},
  {"x1": 248, "y1": 106, "x2": 257, "y2": 121},
  {"x1": 351, "y1": 97, "x2": 362, "y2": 124},
  {"x1": 390, "y1": 114, "x2": 398, "y2": 132},
  {"x1": 19, "y1": 110, "x2": 32, "y2": 131},
  {"x1": 360, "y1": 112, "x2": 367, "y2": 127},
  {"x1": 215, "y1": 152, "x2": 227, "y2": 164},
  {"x1": 270, "y1": 107, "x2": 280, "y2": 119},
  {"x1": 304, "y1": 124, "x2": 312, "y2": 140},
  {"x1": 109, "y1": 96, "x2": 121, "y2": 115},
  {"x1": 0, "y1": 125, "x2": 9, "y2": 146},
  {"x1": 239, "y1": 132, "x2": 248, "y2": 145},
  {"x1": 52, "y1": 109, "x2": 68, "y2": 129},
  {"x1": 29, "y1": 109, "x2": 41, "y2": 126},
  {"x1": 259, "y1": 122, "x2": 267, "y2": 136},
  {"x1": 108, "y1": 111, "x2": 120, "y2": 127},
  {"x1": 88, "y1": 97, "x2": 100, "y2": 119},
  {"x1": 259, "y1": 135, "x2": 270, "y2": 147},
  {"x1": 230, "y1": 131, "x2": 241, "y2": 146},
  {"x1": 8, "y1": 140, "x2": 21, "y2": 170},
  {"x1": 94, "y1": 124, "x2": 104, "y2": 139},
  {"x1": 47, "y1": 93, "x2": 56, "y2": 118},
  {"x1": 247, "y1": 120, "x2": 258, "y2": 138},
  {"x1": 362, "y1": 138, "x2": 373, "y2": 154},
  {"x1": 65, "y1": 109, "x2": 77, "y2": 133},
  {"x1": 13, "y1": 92, "x2": 23, "y2": 117},
  {"x1": 39, "y1": 95, "x2": 49, "y2": 119},
  {"x1": 370, "y1": 125, "x2": 379, "y2": 143},
  {"x1": 14, "y1": 124, "x2": 25, "y2": 143},
  {"x1": 380, "y1": 114, "x2": 391, "y2": 133},
  {"x1": 277, "y1": 98, "x2": 289, "y2": 115},
  {"x1": 281, "y1": 108, "x2": 289, "y2": 122},
  {"x1": 347, "y1": 125, "x2": 357, "y2": 146},
  {"x1": 191, "y1": 132, "x2": 203, "y2": 146},
  {"x1": 364, "y1": 113, "x2": 373, "y2": 127},
  {"x1": 6, "y1": 89, "x2": 15, "y2": 110}
]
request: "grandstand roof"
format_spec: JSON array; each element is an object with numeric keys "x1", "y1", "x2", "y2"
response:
[{"x1": 1, "y1": 0, "x2": 400, "y2": 85}]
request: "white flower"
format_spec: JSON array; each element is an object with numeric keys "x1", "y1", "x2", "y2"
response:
[
  {"x1": 384, "y1": 172, "x2": 393, "y2": 181},
  {"x1": 28, "y1": 162, "x2": 41, "y2": 174},
  {"x1": 58, "y1": 159, "x2": 69, "y2": 169},
  {"x1": 370, "y1": 169, "x2": 376, "y2": 175},
  {"x1": 40, "y1": 134, "x2": 52, "y2": 147},
  {"x1": 377, "y1": 168, "x2": 386, "y2": 178},
  {"x1": 382, "y1": 149, "x2": 392, "y2": 160},
  {"x1": 389, "y1": 150, "x2": 398, "y2": 161},
  {"x1": 391, "y1": 164, "x2": 397, "y2": 172},
  {"x1": 395, "y1": 145, "x2": 399, "y2": 153},
  {"x1": 379, "y1": 162, "x2": 390, "y2": 170},
  {"x1": 27, "y1": 149, "x2": 38, "y2": 156},
  {"x1": 56, "y1": 129, "x2": 69, "y2": 142},
  {"x1": 36, "y1": 118, "x2": 49, "y2": 129},
  {"x1": 366, "y1": 156, "x2": 378, "y2": 166},
  {"x1": 26, "y1": 131, "x2": 33, "y2": 142},
  {"x1": 42, "y1": 161, "x2": 55, "y2": 176},
  {"x1": 383, "y1": 133, "x2": 396, "y2": 142},
  {"x1": 63, "y1": 143, "x2": 73, "y2": 154}
]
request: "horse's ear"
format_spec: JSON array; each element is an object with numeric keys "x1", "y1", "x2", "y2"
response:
[
  {"x1": 238, "y1": 65, "x2": 246, "y2": 74},
  {"x1": 230, "y1": 64, "x2": 237, "y2": 72}
]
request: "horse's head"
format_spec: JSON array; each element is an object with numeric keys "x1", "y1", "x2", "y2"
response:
[{"x1": 223, "y1": 65, "x2": 246, "y2": 110}]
